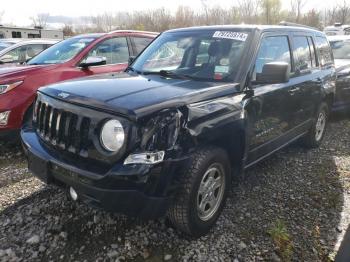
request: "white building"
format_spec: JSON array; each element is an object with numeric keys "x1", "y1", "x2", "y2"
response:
[{"x1": 0, "y1": 26, "x2": 63, "y2": 39}]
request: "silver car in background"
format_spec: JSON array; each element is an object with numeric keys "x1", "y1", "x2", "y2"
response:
[
  {"x1": 328, "y1": 35, "x2": 350, "y2": 111},
  {"x1": 0, "y1": 39, "x2": 59, "y2": 65}
]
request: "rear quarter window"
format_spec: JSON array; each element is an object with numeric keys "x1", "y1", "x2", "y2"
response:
[{"x1": 315, "y1": 36, "x2": 333, "y2": 66}]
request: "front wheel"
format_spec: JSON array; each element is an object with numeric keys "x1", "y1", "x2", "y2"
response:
[
  {"x1": 167, "y1": 146, "x2": 231, "y2": 237},
  {"x1": 301, "y1": 102, "x2": 329, "y2": 148}
]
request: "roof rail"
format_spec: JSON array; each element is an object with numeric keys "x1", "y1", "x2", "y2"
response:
[
  {"x1": 107, "y1": 30, "x2": 159, "y2": 35},
  {"x1": 279, "y1": 21, "x2": 317, "y2": 31}
]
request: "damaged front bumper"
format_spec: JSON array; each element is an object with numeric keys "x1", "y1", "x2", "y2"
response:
[{"x1": 21, "y1": 127, "x2": 189, "y2": 219}]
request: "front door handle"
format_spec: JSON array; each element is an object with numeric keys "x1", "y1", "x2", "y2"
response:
[{"x1": 288, "y1": 87, "x2": 300, "y2": 94}]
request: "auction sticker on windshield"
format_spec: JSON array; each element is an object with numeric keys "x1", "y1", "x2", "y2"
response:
[{"x1": 213, "y1": 31, "x2": 248, "y2": 41}]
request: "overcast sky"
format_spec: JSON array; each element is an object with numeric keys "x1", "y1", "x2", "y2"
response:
[{"x1": 0, "y1": 0, "x2": 345, "y2": 27}]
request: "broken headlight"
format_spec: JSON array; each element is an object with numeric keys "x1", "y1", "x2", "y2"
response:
[
  {"x1": 140, "y1": 109, "x2": 182, "y2": 151},
  {"x1": 123, "y1": 110, "x2": 182, "y2": 165}
]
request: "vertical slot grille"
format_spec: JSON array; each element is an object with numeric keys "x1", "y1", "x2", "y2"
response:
[{"x1": 35, "y1": 97, "x2": 92, "y2": 157}]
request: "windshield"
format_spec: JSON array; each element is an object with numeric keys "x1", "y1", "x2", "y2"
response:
[
  {"x1": 0, "y1": 42, "x2": 14, "y2": 51},
  {"x1": 28, "y1": 37, "x2": 97, "y2": 65},
  {"x1": 132, "y1": 30, "x2": 249, "y2": 82},
  {"x1": 330, "y1": 39, "x2": 350, "y2": 59}
]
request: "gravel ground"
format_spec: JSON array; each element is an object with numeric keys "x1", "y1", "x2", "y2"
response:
[{"x1": 0, "y1": 114, "x2": 349, "y2": 262}]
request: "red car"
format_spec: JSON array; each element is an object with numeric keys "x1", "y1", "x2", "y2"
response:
[{"x1": 0, "y1": 30, "x2": 157, "y2": 138}]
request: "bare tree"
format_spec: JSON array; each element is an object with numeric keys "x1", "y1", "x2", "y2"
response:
[
  {"x1": 301, "y1": 9, "x2": 321, "y2": 28},
  {"x1": 260, "y1": 0, "x2": 282, "y2": 24},
  {"x1": 337, "y1": 0, "x2": 350, "y2": 24},
  {"x1": 207, "y1": 6, "x2": 226, "y2": 25},
  {"x1": 201, "y1": 0, "x2": 210, "y2": 25},
  {"x1": 90, "y1": 13, "x2": 118, "y2": 32},
  {"x1": 81, "y1": 1, "x2": 329, "y2": 33},
  {"x1": 173, "y1": 6, "x2": 195, "y2": 28},
  {"x1": 62, "y1": 23, "x2": 75, "y2": 36},
  {"x1": 31, "y1": 13, "x2": 50, "y2": 28},
  {"x1": 238, "y1": 0, "x2": 259, "y2": 23},
  {"x1": 290, "y1": 0, "x2": 307, "y2": 22}
]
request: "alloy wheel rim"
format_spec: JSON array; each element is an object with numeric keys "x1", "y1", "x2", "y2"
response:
[
  {"x1": 315, "y1": 110, "x2": 326, "y2": 142},
  {"x1": 197, "y1": 163, "x2": 225, "y2": 221}
]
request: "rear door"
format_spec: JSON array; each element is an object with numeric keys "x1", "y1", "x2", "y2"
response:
[{"x1": 289, "y1": 34, "x2": 323, "y2": 127}]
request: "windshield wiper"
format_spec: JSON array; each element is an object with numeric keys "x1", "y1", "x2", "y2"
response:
[{"x1": 142, "y1": 70, "x2": 193, "y2": 79}]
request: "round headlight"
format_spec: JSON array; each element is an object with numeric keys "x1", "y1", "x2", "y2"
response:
[{"x1": 100, "y1": 119, "x2": 125, "y2": 152}]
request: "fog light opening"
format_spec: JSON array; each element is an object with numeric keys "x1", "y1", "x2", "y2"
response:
[
  {"x1": 69, "y1": 187, "x2": 78, "y2": 201},
  {"x1": 0, "y1": 111, "x2": 10, "y2": 126}
]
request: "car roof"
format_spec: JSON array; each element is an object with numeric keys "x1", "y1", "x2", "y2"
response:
[
  {"x1": 0, "y1": 38, "x2": 25, "y2": 44},
  {"x1": 12, "y1": 39, "x2": 59, "y2": 45},
  {"x1": 327, "y1": 35, "x2": 350, "y2": 41},
  {"x1": 71, "y1": 33, "x2": 105, "y2": 39},
  {"x1": 0, "y1": 38, "x2": 58, "y2": 44},
  {"x1": 107, "y1": 30, "x2": 159, "y2": 36},
  {"x1": 165, "y1": 24, "x2": 323, "y2": 35},
  {"x1": 69, "y1": 31, "x2": 158, "y2": 40}
]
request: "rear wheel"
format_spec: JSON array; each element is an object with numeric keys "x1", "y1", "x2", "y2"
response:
[
  {"x1": 167, "y1": 146, "x2": 231, "y2": 237},
  {"x1": 302, "y1": 102, "x2": 329, "y2": 148}
]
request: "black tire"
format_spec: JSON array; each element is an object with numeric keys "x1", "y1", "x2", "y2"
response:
[
  {"x1": 302, "y1": 102, "x2": 329, "y2": 148},
  {"x1": 167, "y1": 146, "x2": 231, "y2": 237}
]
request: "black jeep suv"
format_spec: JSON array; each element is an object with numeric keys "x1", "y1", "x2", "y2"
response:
[{"x1": 22, "y1": 25, "x2": 336, "y2": 237}]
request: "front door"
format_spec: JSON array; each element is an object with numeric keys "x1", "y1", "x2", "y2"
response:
[
  {"x1": 79, "y1": 37, "x2": 130, "y2": 76},
  {"x1": 246, "y1": 34, "x2": 296, "y2": 166}
]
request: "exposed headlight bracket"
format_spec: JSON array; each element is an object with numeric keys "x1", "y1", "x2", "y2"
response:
[{"x1": 124, "y1": 151, "x2": 165, "y2": 165}]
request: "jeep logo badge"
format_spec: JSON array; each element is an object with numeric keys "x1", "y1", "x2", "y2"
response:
[{"x1": 58, "y1": 92, "x2": 70, "y2": 99}]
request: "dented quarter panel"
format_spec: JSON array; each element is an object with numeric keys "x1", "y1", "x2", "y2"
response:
[{"x1": 186, "y1": 93, "x2": 246, "y2": 138}]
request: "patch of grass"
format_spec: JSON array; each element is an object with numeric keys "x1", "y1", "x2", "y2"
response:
[
  {"x1": 313, "y1": 225, "x2": 332, "y2": 262},
  {"x1": 268, "y1": 219, "x2": 293, "y2": 261}
]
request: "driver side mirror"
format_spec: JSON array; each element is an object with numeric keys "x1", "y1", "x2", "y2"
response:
[
  {"x1": 256, "y1": 62, "x2": 290, "y2": 84},
  {"x1": 80, "y1": 56, "x2": 107, "y2": 69}
]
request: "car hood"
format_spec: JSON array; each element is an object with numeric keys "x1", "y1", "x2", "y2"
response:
[
  {"x1": 40, "y1": 72, "x2": 241, "y2": 120},
  {"x1": 0, "y1": 63, "x2": 20, "y2": 68},
  {"x1": 0, "y1": 64, "x2": 56, "y2": 81}
]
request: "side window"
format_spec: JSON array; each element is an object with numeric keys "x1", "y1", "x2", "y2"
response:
[
  {"x1": 84, "y1": 37, "x2": 129, "y2": 65},
  {"x1": 26, "y1": 44, "x2": 45, "y2": 60},
  {"x1": 0, "y1": 46, "x2": 26, "y2": 63},
  {"x1": 315, "y1": 36, "x2": 333, "y2": 67},
  {"x1": 293, "y1": 36, "x2": 314, "y2": 71},
  {"x1": 254, "y1": 35, "x2": 291, "y2": 77},
  {"x1": 132, "y1": 37, "x2": 153, "y2": 54}
]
